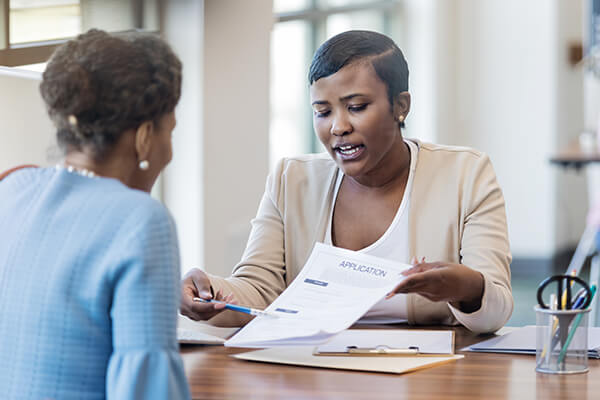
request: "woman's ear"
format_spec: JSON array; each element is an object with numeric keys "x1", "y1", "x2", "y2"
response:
[
  {"x1": 393, "y1": 92, "x2": 411, "y2": 120},
  {"x1": 134, "y1": 120, "x2": 154, "y2": 162}
]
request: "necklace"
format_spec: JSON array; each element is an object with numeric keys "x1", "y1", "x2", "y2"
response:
[{"x1": 55, "y1": 163, "x2": 97, "y2": 178}]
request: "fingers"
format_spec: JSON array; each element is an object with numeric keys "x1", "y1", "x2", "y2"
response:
[
  {"x1": 391, "y1": 261, "x2": 476, "y2": 304},
  {"x1": 402, "y1": 261, "x2": 443, "y2": 276},
  {"x1": 223, "y1": 293, "x2": 237, "y2": 305},
  {"x1": 387, "y1": 271, "x2": 446, "y2": 302},
  {"x1": 181, "y1": 287, "x2": 239, "y2": 321},
  {"x1": 392, "y1": 274, "x2": 428, "y2": 294},
  {"x1": 180, "y1": 280, "x2": 201, "y2": 318},
  {"x1": 186, "y1": 302, "x2": 223, "y2": 320},
  {"x1": 180, "y1": 268, "x2": 226, "y2": 321},
  {"x1": 411, "y1": 256, "x2": 426, "y2": 265},
  {"x1": 187, "y1": 296, "x2": 226, "y2": 319}
]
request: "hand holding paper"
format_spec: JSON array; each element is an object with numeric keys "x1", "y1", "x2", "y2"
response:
[
  {"x1": 224, "y1": 243, "x2": 412, "y2": 348},
  {"x1": 390, "y1": 261, "x2": 485, "y2": 313}
]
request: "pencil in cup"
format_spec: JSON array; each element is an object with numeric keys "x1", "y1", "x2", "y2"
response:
[
  {"x1": 556, "y1": 284, "x2": 597, "y2": 365},
  {"x1": 541, "y1": 283, "x2": 589, "y2": 360},
  {"x1": 193, "y1": 297, "x2": 278, "y2": 318},
  {"x1": 541, "y1": 294, "x2": 557, "y2": 363}
]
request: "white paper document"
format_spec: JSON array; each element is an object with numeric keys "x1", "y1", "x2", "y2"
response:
[
  {"x1": 225, "y1": 243, "x2": 412, "y2": 348},
  {"x1": 177, "y1": 314, "x2": 239, "y2": 344},
  {"x1": 463, "y1": 325, "x2": 600, "y2": 358}
]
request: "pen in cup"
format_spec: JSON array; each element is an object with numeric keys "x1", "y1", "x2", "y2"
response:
[
  {"x1": 556, "y1": 284, "x2": 597, "y2": 365},
  {"x1": 571, "y1": 287, "x2": 589, "y2": 309},
  {"x1": 193, "y1": 297, "x2": 278, "y2": 318}
]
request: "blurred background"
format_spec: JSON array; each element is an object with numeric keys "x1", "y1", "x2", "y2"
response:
[{"x1": 1, "y1": 0, "x2": 600, "y2": 326}]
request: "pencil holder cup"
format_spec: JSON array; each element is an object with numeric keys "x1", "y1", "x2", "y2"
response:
[{"x1": 535, "y1": 306, "x2": 590, "y2": 374}]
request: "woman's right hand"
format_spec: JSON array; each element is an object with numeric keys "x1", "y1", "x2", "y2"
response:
[{"x1": 180, "y1": 268, "x2": 233, "y2": 321}]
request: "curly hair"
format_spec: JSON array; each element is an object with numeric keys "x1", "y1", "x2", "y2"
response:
[{"x1": 40, "y1": 29, "x2": 182, "y2": 160}]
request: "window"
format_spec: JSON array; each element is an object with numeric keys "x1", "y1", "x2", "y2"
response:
[
  {"x1": 0, "y1": 0, "x2": 159, "y2": 67},
  {"x1": 10, "y1": 0, "x2": 82, "y2": 45},
  {"x1": 0, "y1": 0, "x2": 163, "y2": 200},
  {"x1": 270, "y1": 0, "x2": 402, "y2": 168}
]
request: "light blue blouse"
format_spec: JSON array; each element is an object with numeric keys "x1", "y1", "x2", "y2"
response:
[{"x1": 0, "y1": 167, "x2": 190, "y2": 399}]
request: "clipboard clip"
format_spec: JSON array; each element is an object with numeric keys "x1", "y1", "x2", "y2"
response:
[{"x1": 346, "y1": 345, "x2": 420, "y2": 355}]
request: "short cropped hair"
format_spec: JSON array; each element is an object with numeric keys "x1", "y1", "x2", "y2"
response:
[
  {"x1": 40, "y1": 29, "x2": 182, "y2": 159},
  {"x1": 308, "y1": 30, "x2": 409, "y2": 127}
]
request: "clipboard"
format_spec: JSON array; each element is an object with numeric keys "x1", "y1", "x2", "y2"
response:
[
  {"x1": 234, "y1": 346, "x2": 464, "y2": 374},
  {"x1": 313, "y1": 329, "x2": 455, "y2": 357}
]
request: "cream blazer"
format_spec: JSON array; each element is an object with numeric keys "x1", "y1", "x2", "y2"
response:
[{"x1": 208, "y1": 139, "x2": 513, "y2": 333}]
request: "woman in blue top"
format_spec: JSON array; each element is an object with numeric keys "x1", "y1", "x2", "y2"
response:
[{"x1": 0, "y1": 29, "x2": 190, "y2": 399}]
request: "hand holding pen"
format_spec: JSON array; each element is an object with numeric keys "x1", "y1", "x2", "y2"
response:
[
  {"x1": 180, "y1": 268, "x2": 234, "y2": 321},
  {"x1": 193, "y1": 298, "x2": 278, "y2": 318}
]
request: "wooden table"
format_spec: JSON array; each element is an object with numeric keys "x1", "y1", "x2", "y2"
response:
[{"x1": 180, "y1": 325, "x2": 600, "y2": 400}]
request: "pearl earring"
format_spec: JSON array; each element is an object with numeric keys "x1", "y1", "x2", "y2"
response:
[
  {"x1": 397, "y1": 115, "x2": 405, "y2": 123},
  {"x1": 139, "y1": 160, "x2": 150, "y2": 170},
  {"x1": 68, "y1": 114, "x2": 78, "y2": 126}
]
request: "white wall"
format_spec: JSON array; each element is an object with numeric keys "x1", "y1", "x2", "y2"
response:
[
  {"x1": 410, "y1": 0, "x2": 587, "y2": 259},
  {"x1": 400, "y1": 0, "x2": 437, "y2": 144},
  {"x1": 0, "y1": 67, "x2": 56, "y2": 171},
  {"x1": 202, "y1": 0, "x2": 272, "y2": 276},
  {"x1": 163, "y1": 0, "x2": 272, "y2": 276},
  {"x1": 456, "y1": 0, "x2": 561, "y2": 258},
  {"x1": 554, "y1": 0, "x2": 587, "y2": 253},
  {"x1": 162, "y1": 0, "x2": 205, "y2": 274}
]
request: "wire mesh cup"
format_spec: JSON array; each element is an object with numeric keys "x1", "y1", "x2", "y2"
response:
[{"x1": 535, "y1": 306, "x2": 590, "y2": 374}]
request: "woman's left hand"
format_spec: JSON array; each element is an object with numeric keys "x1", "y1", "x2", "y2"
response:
[{"x1": 388, "y1": 261, "x2": 485, "y2": 313}]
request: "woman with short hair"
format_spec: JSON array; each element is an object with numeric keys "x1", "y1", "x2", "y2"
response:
[{"x1": 181, "y1": 30, "x2": 513, "y2": 334}]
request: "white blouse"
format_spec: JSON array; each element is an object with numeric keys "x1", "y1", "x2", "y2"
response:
[{"x1": 324, "y1": 139, "x2": 419, "y2": 323}]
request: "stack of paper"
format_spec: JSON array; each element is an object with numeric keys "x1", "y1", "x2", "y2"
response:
[
  {"x1": 463, "y1": 325, "x2": 600, "y2": 358},
  {"x1": 225, "y1": 243, "x2": 412, "y2": 348},
  {"x1": 177, "y1": 315, "x2": 239, "y2": 344}
]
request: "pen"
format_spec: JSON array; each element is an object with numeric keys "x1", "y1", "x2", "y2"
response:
[
  {"x1": 557, "y1": 284, "x2": 597, "y2": 365},
  {"x1": 571, "y1": 287, "x2": 588, "y2": 309},
  {"x1": 572, "y1": 294, "x2": 587, "y2": 310},
  {"x1": 193, "y1": 297, "x2": 278, "y2": 318}
]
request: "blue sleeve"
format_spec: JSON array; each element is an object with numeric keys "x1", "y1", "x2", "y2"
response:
[{"x1": 105, "y1": 204, "x2": 190, "y2": 400}]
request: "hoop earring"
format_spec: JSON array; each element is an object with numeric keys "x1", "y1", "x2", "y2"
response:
[{"x1": 139, "y1": 160, "x2": 150, "y2": 171}]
